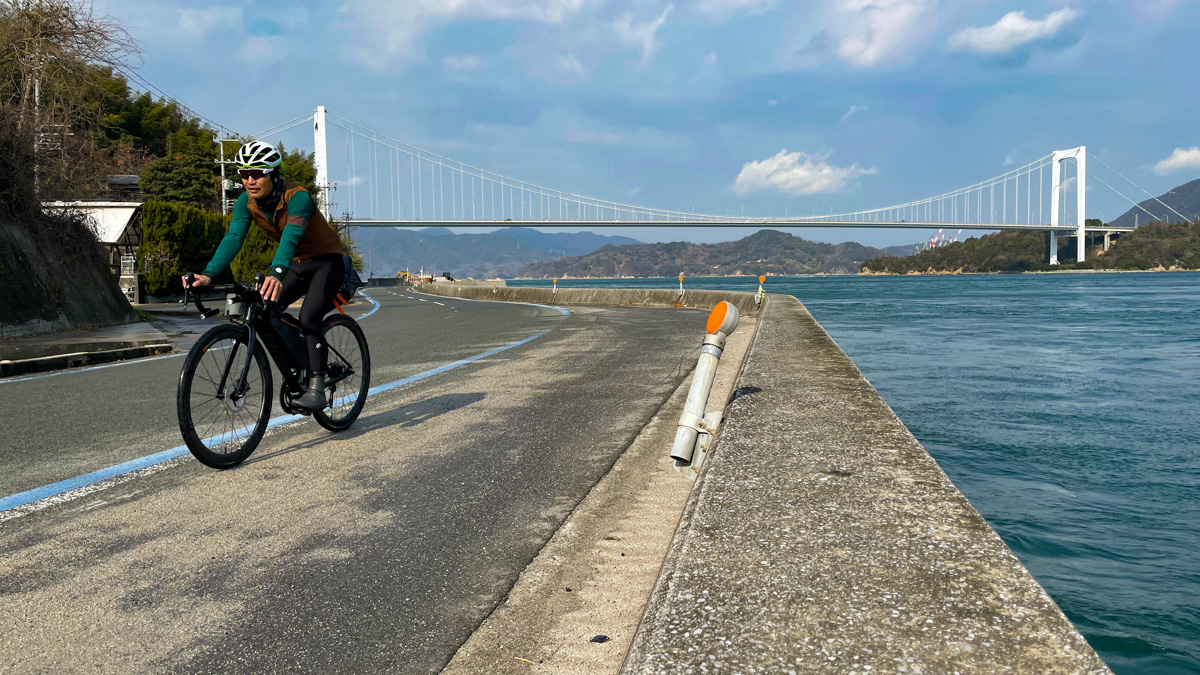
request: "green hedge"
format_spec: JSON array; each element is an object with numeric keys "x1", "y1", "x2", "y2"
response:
[{"x1": 136, "y1": 200, "x2": 229, "y2": 296}]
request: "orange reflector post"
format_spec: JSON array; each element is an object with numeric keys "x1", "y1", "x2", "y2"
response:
[{"x1": 706, "y1": 303, "x2": 727, "y2": 334}]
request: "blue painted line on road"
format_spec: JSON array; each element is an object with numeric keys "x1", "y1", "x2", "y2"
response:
[
  {"x1": 0, "y1": 306, "x2": 568, "y2": 514},
  {"x1": 357, "y1": 290, "x2": 381, "y2": 320}
]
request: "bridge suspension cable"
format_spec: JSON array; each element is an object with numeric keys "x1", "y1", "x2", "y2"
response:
[
  {"x1": 230, "y1": 107, "x2": 1180, "y2": 246},
  {"x1": 316, "y1": 111, "x2": 1101, "y2": 232}
]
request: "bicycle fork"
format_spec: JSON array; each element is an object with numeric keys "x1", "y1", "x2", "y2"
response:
[{"x1": 215, "y1": 324, "x2": 258, "y2": 402}]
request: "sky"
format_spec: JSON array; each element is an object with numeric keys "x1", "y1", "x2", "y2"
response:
[{"x1": 95, "y1": 0, "x2": 1200, "y2": 247}]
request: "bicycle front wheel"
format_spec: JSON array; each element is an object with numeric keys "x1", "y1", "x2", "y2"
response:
[
  {"x1": 314, "y1": 314, "x2": 370, "y2": 431},
  {"x1": 177, "y1": 324, "x2": 273, "y2": 468}
]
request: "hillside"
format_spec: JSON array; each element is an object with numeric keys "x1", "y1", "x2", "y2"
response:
[
  {"x1": 1109, "y1": 178, "x2": 1200, "y2": 228},
  {"x1": 516, "y1": 229, "x2": 889, "y2": 277},
  {"x1": 862, "y1": 177, "x2": 1200, "y2": 274},
  {"x1": 860, "y1": 221, "x2": 1200, "y2": 274},
  {"x1": 351, "y1": 227, "x2": 640, "y2": 278},
  {"x1": 860, "y1": 230, "x2": 1054, "y2": 274}
]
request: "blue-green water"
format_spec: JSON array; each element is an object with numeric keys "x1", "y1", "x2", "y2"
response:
[{"x1": 513, "y1": 273, "x2": 1200, "y2": 674}]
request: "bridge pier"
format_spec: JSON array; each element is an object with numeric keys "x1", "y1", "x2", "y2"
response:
[
  {"x1": 1050, "y1": 146, "x2": 1087, "y2": 264},
  {"x1": 1049, "y1": 232, "x2": 1059, "y2": 266}
]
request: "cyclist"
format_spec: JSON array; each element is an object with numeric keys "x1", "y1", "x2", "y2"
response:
[{"x1": 185, "y1": 140, "x2": 345, "y2": 411}]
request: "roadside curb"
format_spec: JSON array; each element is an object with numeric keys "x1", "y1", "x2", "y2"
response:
[{"x1": 0, "y1": 344, "x2": 175, "y2": 378}]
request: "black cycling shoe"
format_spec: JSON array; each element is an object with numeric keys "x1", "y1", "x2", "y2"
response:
[{"x1": 295, "y1": 373, "x2": 327, "y2": 411}]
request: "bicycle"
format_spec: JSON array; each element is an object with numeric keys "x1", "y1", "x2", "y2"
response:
[{"x1": 176, "y1": 272, "x2": 371, "y2": 469}]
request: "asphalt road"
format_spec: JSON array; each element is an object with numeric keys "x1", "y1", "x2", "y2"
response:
[{"x1": 0, "y1": 289, "x2": 704, "y2": 673}]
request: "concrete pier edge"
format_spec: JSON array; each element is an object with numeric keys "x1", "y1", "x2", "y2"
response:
[
  {"x1": 0, "y1": 344, "x2": 173, "y2": 378},
  {"x1": 411, "y1": 283, "x2": 763, "y2": 319},
  {"x1": 387, "y1": 284, "x2": 1108, "y2": 673}
]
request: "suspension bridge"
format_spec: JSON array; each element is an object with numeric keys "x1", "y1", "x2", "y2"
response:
[{"x1": 240, "y1": 106, "x2": 1192, "y2": 265}]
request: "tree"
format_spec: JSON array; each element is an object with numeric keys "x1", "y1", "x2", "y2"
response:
[
  {"x1": 139, "y1": 151, "x2": 217, "y2": 208},
  {"x1": 0, "y1": 0, "x2": 138, "y2": 198}
]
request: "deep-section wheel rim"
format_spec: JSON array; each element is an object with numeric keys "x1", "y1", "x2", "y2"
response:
[
  {"x1": 321, "y1": 322, "x2": 365, "y2": 422},
  {"x1": 181, "y1": 329, "x2": 271, "y2": 462}
]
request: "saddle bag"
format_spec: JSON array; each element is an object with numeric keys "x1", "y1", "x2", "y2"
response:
[{"x1": 334, "y1": 254, "x2": 365, "y2": 313}]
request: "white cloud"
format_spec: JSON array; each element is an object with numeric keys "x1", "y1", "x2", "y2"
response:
[
  {"x1": 613, "y1": 4, "x2": 674, "y2": 66},
  {"x1": 704, "y1": 52, "x2": 719, "y2": 66},
  {"x1": 836, "y1": 0, "x2": 936, "y2": 67},
  {"x1": 733, "y1": 149, "x2": 878, "y2": 196},
  {"x1": 783, "y1": 0, "x2": 940, "y2": 69},
  {"x1": 1003, "y1": 150, "x2": 1018, "y2": 166},
  {"x1": 444, "y1": 54, "x2": 484, "y2": 71},
  {"x1": 1153, "y1": 147, "x2": 1200, "y2": 176},
  {"x1": 178, "y1": 7, "x2": 241, "y2": 36},
  {"x1": 947, "y1": 8, "x2": 1079, "y2": 55},
  {"x1": 697, "y1": 0, "x2": 779, "y2": 16},
  {"x1": 840, "y1": 105, "x2": 866, "y2": 122},
  {"x1": 341, "y1": 0, "x2": 594, "y2": 66}
]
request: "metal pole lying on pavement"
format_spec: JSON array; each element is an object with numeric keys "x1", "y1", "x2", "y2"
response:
[{"x1": 670, "y1": 301, "x2": 740, "y2": 480}]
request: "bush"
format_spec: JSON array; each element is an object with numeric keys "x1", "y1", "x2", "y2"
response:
[{"x1": 136, "y1": 200, "x2": 228, "y2": 295}]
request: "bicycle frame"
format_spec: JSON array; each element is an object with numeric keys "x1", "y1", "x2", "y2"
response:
[{"x1": 184, "y1": 277, "x2": 356, "y2": 403}]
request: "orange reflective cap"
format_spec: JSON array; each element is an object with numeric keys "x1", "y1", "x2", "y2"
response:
[
  {"x1": 759, "y1": 275, "x2": 766, "y2": 283},
  {"x1": 706, "y1": 302, "x2": 730, "y2": 334}
]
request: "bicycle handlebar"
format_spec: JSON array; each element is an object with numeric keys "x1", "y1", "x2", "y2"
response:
[{"x1": 183, "y1": 274, "x2": 264, "y2": 319}]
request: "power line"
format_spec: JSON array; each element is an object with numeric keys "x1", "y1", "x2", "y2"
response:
[{"x1": 111, "y1": 62, "x2": 238, "y2": 136}]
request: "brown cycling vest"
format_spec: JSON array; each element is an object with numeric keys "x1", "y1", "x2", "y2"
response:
[{"x1": 245, "y1": 182, "x2": 344, "y2": 262}]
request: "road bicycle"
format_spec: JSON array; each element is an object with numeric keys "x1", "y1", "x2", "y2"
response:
[{"x1": 177, "y1": 272, "x2": 371, "y2": 469}]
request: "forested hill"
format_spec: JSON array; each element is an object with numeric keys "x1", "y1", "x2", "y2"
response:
[
  {"x1": 352, "y1": 227, "x2": 640, "y2": 278},
  {"x1": 516, "y1": 230, "x2": 890, "y2": 278},
  {"x1": 1109, "y1": 179, "x2": 1200, "y2": 228},
  {"x1": 860, "y1": 221, "x2": 1200, "y2": 274}
]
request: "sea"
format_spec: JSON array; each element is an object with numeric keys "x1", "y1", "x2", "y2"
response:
[{"x1": 510, "y1": 272, "x2": 1200, "y2": 674}]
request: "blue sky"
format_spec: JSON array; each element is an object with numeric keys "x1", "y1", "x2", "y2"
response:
[{"x1": 97, "y1": 0, "x2": 1199, "y2": 246}]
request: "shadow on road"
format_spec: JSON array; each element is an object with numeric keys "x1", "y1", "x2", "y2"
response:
[{"x1": 244, "y1": 392, "x2": 488, "y2": 466}]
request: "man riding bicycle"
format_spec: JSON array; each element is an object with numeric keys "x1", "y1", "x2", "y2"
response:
[{"x1": 186, "y1": 140, "x2": 345, "y2": 411}]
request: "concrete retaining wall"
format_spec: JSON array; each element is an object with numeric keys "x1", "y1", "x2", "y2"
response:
[
  {"x1": 411, "y1": 283, "x2": 762, "y2": 317},
  {"x1": 621, "y1": 293, "x2": 1109, "y2": 674}
]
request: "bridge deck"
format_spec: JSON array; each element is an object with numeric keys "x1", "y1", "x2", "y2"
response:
[{"x1": 343, "y1": 219, "x2": 1135, "y2": 233}]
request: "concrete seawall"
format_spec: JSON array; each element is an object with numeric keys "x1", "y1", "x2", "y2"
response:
[
  {"x1": 624, "y1": 294, "x2": 1109, "y2": 674},
  {"x1": 411, "y1": 283, "x2": 763, "y2": 318},
  {"x1": 411, "y1": 284, "x2": 1108, "y2": 673}
]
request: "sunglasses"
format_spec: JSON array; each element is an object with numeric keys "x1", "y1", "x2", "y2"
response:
[{"x1": 238, "y1": 169, "x2": 270, "y2": 180}]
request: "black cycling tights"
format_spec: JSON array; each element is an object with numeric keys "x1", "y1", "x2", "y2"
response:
[{"x1": 276, "y1": 253, "x2": 345, "y2": 374}]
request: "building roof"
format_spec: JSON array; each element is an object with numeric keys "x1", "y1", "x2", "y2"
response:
[{"x1": 42, "y1": 201, "x2": 143, "y2": 245}]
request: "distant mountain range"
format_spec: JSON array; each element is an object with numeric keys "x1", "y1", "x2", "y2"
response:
[
  {"x1": 350, "y1": 227, "x2": 640, "y2": 278},
  {"x1": 516, "y1": 229, "x2": 899, "y2": 277},
  {"x1": 1109, "y1": 178, "x2": 1200, "y2": 228}
]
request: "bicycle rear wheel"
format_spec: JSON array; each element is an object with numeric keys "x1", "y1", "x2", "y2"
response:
[
  {"x1": 314, "y1": 314, "x2": 370, "y2": 431},
  {"x1": 177, "y1": 324, "x2": 273, "y2": 468}
]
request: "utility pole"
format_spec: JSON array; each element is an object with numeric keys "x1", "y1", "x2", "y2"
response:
[
  {"x1": 32, "y1": 53, "x2": 42, "y2": 201},
  {"x1": 214, "y1": 137, "x2": 240, "y2": 215}
]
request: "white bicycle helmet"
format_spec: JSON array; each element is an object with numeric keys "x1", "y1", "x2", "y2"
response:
[{"x1": 234, "y1": 140, "x2": 283, "y2": 171}]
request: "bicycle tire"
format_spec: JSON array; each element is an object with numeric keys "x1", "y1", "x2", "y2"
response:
[
  {"x1": 314, "y1": 314, "x2": 371, "y2": 432},
  {"x1": 177, "y1": 323, "x2": 273, "y2": 469}
]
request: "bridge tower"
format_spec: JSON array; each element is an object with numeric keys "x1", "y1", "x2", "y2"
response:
[
  {"x1": 1049, "y1": 146, "x2": 1087, "y2": 264},
  {"x1": 313, "y1": 106, "x2": 330, "y2": 220}
]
